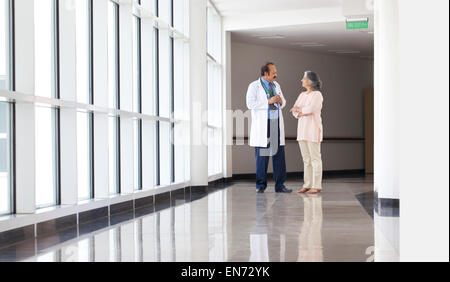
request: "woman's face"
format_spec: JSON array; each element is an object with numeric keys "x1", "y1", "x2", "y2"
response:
[{"x1": 301, "y1": 76, "x2": 309, "y2": 88}]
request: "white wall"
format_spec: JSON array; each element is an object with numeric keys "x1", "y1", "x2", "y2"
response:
[
  {"x1": 391, "y1": 0, "x2": 448, "y2": 262},
  {"x1": 231, "y1": 41, "x2": 374, "y2": 174}
]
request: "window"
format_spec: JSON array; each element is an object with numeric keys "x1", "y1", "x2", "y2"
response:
[
  {"x1": 0, "y1": 0, "x2": 13, "y2": 215},
  {"x1": 0, "y1": 0, "x2": 10, "y2": 90},
  {"x1": 108, "y1": 0, "x2": 120, "y2": 195},
  {"x1": 153, "y1": 23, "x2": 160, "y2": 186},
  {"x1": 133, "y1": 0, "x2": 143, "y2": 190},
  {"x1": 34, "y1": 0, "x2": 60, "y2": 208},
  {"x1": 172, "y1": 0, "x2": 190, "y2": 183},
  {"x1": 4, "y1": 0, "x2": 192, "y2": 214},
  {"x1": 76, "y1": 0, "x2": 94, "y2": 200},
  {"x1": 155, "y1": 0, "x2": 176, "y2": 186},
  {"x1": 206, "y1": 4, "x2": 223, "y2": 177},
  {"x1": 170, "y1": 0, "x2": 175, "y2": 183},
  {"x1": 0, "y1": 103, "x2": 12, "y2": 215}
]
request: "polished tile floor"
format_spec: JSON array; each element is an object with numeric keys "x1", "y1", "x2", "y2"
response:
[{"x1": 3, "y1": 178, "x2": 376, "y2": 262}]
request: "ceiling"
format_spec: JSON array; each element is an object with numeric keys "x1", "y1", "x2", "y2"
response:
[
  {"x1": 211, "y1": 0, "x2": 374, "y2": 60},
  {"x1": 211, "y1": 0, "x2": 342, "y2": 17},
  {"x1": 230, "y1": 20, "x2": 374, "y2": 59}
]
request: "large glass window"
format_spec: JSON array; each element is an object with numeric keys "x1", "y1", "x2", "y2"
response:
[
  {"x1": 76, "y1": 0, "x2": 94, "y2": 200},
  {"x1": 0, "y1": 102, "x2": 12, "y2": 215},
  {"x1": 0, "y1": 0, "x2": 13, "y2": 215},
  {"x1": 153, "y1": 25, "x2": 160, "y2": 186},
  {"x1": 0, "y1": 0, "x2": 9, "y2": 89},
  {"x1": 155, "y1": 0, "x2": 176, "y2": 186},
  {"x1": 35, "y1": 106, "x2": 59, "y2": 208},
  {"x1": 34, "y1": 0, "x2": 60, "y2": 208},
  {"x1": 133, "y1": 0, "x2": 143, "y2": 191},
  {"x1": 108, "y1": 0, "x2": 120, "y2": 195},
  {"x1": 206, "y1": 4, "x2": 223, "y2": 177},
  {"x1": 170, "y1": 0, "x2": 175, "y2": 183},
  {"x1": 34, "y1": 0, "x2": 55, "y2": 99}
]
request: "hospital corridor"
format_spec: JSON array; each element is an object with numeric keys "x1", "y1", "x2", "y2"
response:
[{"x1": 0, "y1": 0, "x2": 448, "y2": 265}]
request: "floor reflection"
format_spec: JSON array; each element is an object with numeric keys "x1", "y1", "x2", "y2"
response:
[
  {"x1": 11, "y1": 179, "x2": 378, "y2": 262},
  {"x1": 249, "y1": 193, "x2": 269, "y2": 262},
  {"x1": 298, "y1": 195, "x2": 323, "y2": 262}
]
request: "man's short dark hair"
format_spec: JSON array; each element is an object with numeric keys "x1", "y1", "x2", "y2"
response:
[{"x1": 261, "y1": 62, "x2": 275, "y2": 76}]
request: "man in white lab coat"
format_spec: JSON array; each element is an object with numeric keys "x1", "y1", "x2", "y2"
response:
[{"x1": 246, "y1": 62, "x2": 292, "y2": 193}]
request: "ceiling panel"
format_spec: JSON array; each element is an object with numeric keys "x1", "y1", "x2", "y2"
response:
[
  {"x1": 212, "y1": 0, "x2": 342, "y2": 16},
  {"x1": 231, "y1": 20, "x2": 374, "y2": 59}
]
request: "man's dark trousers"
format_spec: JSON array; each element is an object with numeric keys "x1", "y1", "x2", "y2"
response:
[{"x1": 255, "y1": 118, "x2": 287, "y2": 192}]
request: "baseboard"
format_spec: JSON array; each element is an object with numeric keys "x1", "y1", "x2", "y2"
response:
[
  {"x1": 374, "y1": 191, "x2": 400, "y2": 217},
  {"x1": 232, "y1": 169, "x2": 366, "y2": 180}
]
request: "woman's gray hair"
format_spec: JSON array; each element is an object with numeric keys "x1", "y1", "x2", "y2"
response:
[{"x1": 304, "y1": 71, "x2": 323, "y2": 91}]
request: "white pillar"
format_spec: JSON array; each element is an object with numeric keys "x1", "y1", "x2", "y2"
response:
[
  {"x1": 189, "y1": 0, "x2": 208, "y2": 186},
  {"x1": 395, "y1": 0, "x2": 449, "y2": 262},
  {"x1": 374, "y1": 0, "x2": 400, "y2": 200},
  {"x1": 59, "y1": 0, "x2": 78, "y2": 205},
  {"x1": 14, "y1": 0, "x2": 36, "y2": 214},
  {"x1": 375, "y1": 0, "x2": 449, "y2": 261},
  {"x1": 93, "y1": 0, "x2": 110, "y2": 198}
]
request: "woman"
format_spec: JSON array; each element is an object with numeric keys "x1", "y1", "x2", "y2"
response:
[{"x1": 290, "y1": 71, "x2": 324, "y2": 195}]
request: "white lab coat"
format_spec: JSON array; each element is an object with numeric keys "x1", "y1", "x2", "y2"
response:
[{"x1": 246, "y1": 79, "x2": 287, "y2": 148}]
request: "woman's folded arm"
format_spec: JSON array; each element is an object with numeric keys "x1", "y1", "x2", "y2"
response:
[{"x1": 301, "y1": 93, "x2": 323, "y2": 115}]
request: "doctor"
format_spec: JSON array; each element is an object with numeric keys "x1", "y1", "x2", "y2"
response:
[{"x1": 246, "y1": 62, "x2": 292, "y2": 193}]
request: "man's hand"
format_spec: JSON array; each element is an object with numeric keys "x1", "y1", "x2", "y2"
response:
[
  {"x1": 269, "y1": 95, "x2": 282, "y2": 105},
  {"x1": 276, "y1": 95, "x2": 283, "y2": 105},
  {"x1": 268, "y1": 96, "x2": 277, "y2": 105}
]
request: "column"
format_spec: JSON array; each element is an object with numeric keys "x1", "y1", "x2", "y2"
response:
[
  {"x1": 93, "y1": 0, "x2": 110, "y2": 198},
  {"x1": 189, "y1": 0, "x2": 208, "y2": 186},
  {"x1": 59, "y1": 0, "x2": 78, "y2": 205},
  {"x1": 14, "y1": 0, "x2": 35, "y2": 213}
]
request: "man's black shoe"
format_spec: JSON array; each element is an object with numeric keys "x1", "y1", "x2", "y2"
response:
[
  {"x1": 256, "y1": 189, "x2": 265, "y2": 193},
  {"x1": 276, "y1": 188, "x2": 293, "y2": 193}
]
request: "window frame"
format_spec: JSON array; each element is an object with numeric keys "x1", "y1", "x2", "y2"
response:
[
  {"x1": 153, "y1": 24, "x2": 160, "y2": 187},
  {"x1": 0, "y1": 0, "x2": 16, "y2": 215},
  {"x1": 206, "y1": 3, "x2": 223, "y2": 177},
  {"x1": 34, "y1": 0, "x2": 62, "y2": 209},
  {"x1": 170, "y1": 0, "x2": 175, "y2": 183},
  {"x1": 108, "y1": 0, "x2": 121, "y2": 195},
  {"x1": 76, "y1": 0, "x2": 95, "y2": 200},
  {"x1": 133, "y1": 0, "x2": 143, "y2": 191}
]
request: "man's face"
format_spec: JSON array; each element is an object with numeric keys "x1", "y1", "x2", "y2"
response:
[{"x1": 266, "y1": 65, "x2": 278, "y2": 82}]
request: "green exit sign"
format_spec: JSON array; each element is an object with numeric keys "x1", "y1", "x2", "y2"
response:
[{"x1": 346, "y1": 20, "x2": 369, "y2": 30}]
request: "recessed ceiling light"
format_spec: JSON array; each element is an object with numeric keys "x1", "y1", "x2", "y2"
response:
[
  {"x1": 328, "y1": 49, "x2": 360, "y2": 53},
  {"x1": 255, "y1": 34, "x2": 285, "y2": 39},
  {"x1": 335, "y1": 50, "x2": 361, "y2": 54},
  {"x1": 291, "y1": 42, "x2": 317, "y2": 45},
  {"x1": 291, "y1": 42, "x2": 326, "y2": 47},
  {"x1": 302, "y1": 44, "x2": 326, "y2": 47}
]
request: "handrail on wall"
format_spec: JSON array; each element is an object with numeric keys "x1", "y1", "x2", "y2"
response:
[{"x1": 233, "y1": 136, "x2": 365, "y2": 142}]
